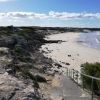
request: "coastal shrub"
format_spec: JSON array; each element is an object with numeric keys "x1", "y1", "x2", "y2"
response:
[
  {"x1": 14, "y1": 45, "x2": 23, "y2": 54},
  {"x1": 0, "y1": 26, "x2": 15, "y2": 35},
  {"x1": 21, "y1": 68, "x2": 34, "y2": 80},
  {"x1": 17, "y1": 56, "x2": 32, "y2": 62},
  {"x1": 81, "y1": 62, "x2": 100, "y2": 95},
  {"x1": 0, "y1": 50, "x2": 5, "y2": 55}
]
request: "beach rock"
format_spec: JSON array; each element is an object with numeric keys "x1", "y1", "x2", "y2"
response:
[
  {"x1": 54, "y1": 63, "x2": 62, "y2": 68},
  {"x1": 68, "y1": 55, "x2": 71, "y2": 57},
  {"x1": 6, "y1": 68, "x2": 14, "y2": 74},
  {"x1": 65, "y1": 63, "x2": 70, "y2": 65},
  {"x1": 54, "y1": 70, "x2": 59, "y2": 73},
  {"x1": 34, "y1": 75, "x2": 47, "y2": 83}
]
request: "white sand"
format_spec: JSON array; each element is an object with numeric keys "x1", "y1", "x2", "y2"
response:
[{"x1": 41, "y1": 32, "x2": 100, "y2": 71}]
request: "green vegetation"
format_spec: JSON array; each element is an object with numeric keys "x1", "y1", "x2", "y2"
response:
[
  {"x1": 14, "y1": 44, "x2": 23, "y2": 55},
  {"x1": 0, "y1": 26, "x2": 49, "y2": 87},
  {"x1": 81, "y1": 62, "x2": 100, "y2": 95},
  {"x1": 0, "y1": 50, "x2": 5, "y2": 55}
]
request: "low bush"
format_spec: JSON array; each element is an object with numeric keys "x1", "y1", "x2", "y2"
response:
[{"x1": 81, "y1": 62, "x2": 100, "y2": 95}]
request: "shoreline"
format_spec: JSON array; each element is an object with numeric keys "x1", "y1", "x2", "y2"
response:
[
  {"x1": 40, "y1": 32, "x2": 99, "y2": 99},
  {"x1": 0, "y1": 26, "x2": 100, "y2": 99},
  {"x1": 41, "y1": 32, "x2": 100, "y2": 72},
  {"x1": 77, "y1": 32, "x2": 100, "y2": 51}
]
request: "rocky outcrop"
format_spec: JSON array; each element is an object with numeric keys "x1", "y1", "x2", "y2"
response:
[
  {"x1": 0, "y1": 72, "x2": 36, "y2": 100},
  {"x1": 0, "y1": 27, "x2": 54, "y2": 99}
]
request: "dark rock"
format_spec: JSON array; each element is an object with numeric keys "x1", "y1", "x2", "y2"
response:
[
  {"x1": 54, "y1": 70, "x2": 59, "y2": 73},
  {"x1": 6, "y1": 69, "x2": 13, "y2": 74},
  {"x1": 34, "y1": 75, "x2": 47, "y2": 83},
  {"x1": 54, "y1": 63, "x2": 62, "y2": 68},
  {"x1": 65, "y1": 63, "x2": 70, "y2": 65},
  {"x1": 33, "y1": 82, "x2": 39, "y2": 90},
  {"x1": 68, "y1": 55, "x2": 71, "y2": 57}
]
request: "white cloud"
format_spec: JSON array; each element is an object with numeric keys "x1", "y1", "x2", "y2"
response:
[
  {"x1": 0, "y1": 11, "x2": 100, "y2": 20},
  {"x1": 49, "y1": 11, "x2": 82, "y2": 19},
  {"x1": 49, "y1": 11, "x2": 100, "y2": 20},
  {"x1": 0, "y1": 12, "x2": 49, "y2": 19}
]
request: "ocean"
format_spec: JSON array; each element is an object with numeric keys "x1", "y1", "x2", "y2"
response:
[{"x1": 78, "y1": 31, "x2": 100, "y2": 50}]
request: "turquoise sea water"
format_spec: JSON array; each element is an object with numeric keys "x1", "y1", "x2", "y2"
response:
[{"x1": 78, "y1": 31, "x2": 100, "y2": 50}]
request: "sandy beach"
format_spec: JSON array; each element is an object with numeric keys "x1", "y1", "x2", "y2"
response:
[{"x1": 41, "y1": 32, "x2": 100, "y2": 72}]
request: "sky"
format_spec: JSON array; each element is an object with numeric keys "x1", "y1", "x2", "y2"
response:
[{"x1": 0, "y1": 0, "x2": 100, "y2": 27}]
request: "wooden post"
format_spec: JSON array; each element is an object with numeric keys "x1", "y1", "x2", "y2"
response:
[
  {"x1": 82, "y1": 75, "x2": 84, "y2": 90},
  {"x1": 71, "y1": 70, "x2": 72, "y2": 78},
  {"x1": 72, "y1": 69, "x2": 74, "y2": 79},
  {"x1": 67, "y1": 68, "x2": 68, "y2": 76},
  {"x1": 77, "y1": 71, "x2": 79, "y2": 84},
  {"x1": 91, "y1": 78, "x2": 94, "y2": 100},
  {"x1": 69, "y1": 69, "x2": 70, "y2": 77}
]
